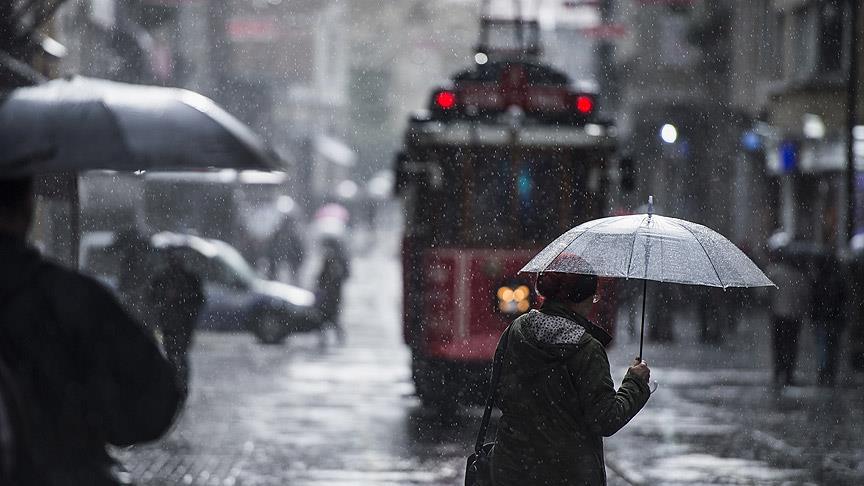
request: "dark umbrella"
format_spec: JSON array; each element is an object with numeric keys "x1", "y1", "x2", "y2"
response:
[
  {"x1": 0, "y1": 75, "x2": 283, "y2": 176},
  {"x1": 520, "y1": 197, "x2": 775, "y2": 359}
]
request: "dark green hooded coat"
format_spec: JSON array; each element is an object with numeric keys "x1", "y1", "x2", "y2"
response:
[{"x1": 490, "y1": 302, "x2": 650, "y2": 486}]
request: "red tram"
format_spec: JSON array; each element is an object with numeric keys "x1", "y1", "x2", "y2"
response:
[{"x1": 395, "y1": 18, "x2": 618, "y2": 406}]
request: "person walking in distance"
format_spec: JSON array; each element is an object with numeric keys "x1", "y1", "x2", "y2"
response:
[
  {"x1": 810, "y1": 254, "x2": 846, "y2": 386},
  {"x1": 0, "y1": 176, "x2": 181, "y2": 485},
  {"x1": 316, "y1": 237, "x2": 350, "y2": 345},
  {"x1": 150, "y1": 251, "x2": 206, "y2": 398},
  {"x1": 765, "y1": 251, "x2": 809, "y2": 386}
]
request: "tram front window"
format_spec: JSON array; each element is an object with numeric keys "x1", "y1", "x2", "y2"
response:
[
  {"x1": 469, "y1": 156, "x2": 511, "y2": 243},
  {"x1": 414, "y1": 149, "x2": 588, "y2": 248}
]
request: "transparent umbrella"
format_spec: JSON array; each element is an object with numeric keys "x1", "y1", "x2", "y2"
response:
[{"x1": 520, "y1": 197, "x2": 775, "y2": 359}]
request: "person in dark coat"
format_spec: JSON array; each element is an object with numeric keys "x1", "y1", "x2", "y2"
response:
[
  {"x1": 810, "y1": 254, "x2": 846, "y2": 386},
  {"x1": 0, "y1": 177, "x2": 182, "y2": 485},
  {"x1": 491, "y1": 272, "x2": 651, "y2": 486},
  {"x1": 316, "y1": 237, "x2": 350, "y2": 345},
  {"x1": 150, "y1": 251, "x2": 206, "y2": 398},
  {"x1": 112, "y1": 227, "x2": 156, "y2": 325},
  {"x1": 765, "y1": 253, "x2": 809, "y2": 386},
  {"x1": 268, "y1": 216, "x2": 305, "y2": 283}
]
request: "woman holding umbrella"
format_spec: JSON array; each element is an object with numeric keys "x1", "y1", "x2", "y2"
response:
[
  {"x1": 468, "y1": 198, "x2": 773, "y2": 485},
  {"x1": 490, "y1": 271, "x2": 651, "y2": 486}
]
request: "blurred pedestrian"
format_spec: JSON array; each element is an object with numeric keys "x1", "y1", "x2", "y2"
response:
[
  {"x1": 765, "y1": 253, "x2": 809, "y2": 386},
  {"x1": 316, "y1": 237, "x2": 350, "y2": 345},
  {"x1": 697, "y1": 288, "x2": 737, "y2": 344},
  {"x1": 0, "y1": 176, "x2": 181, "y2": 485},
  {"x1": 150, "y1": 251, "x2": 205, "y2": 398},
  {"x1": 112, "y1": 227, "x2": 156, "y2": 325},
  {"x1": 810, "y1": 254, "x2": 846, "y2": 386},
  {"x1": 647, "y1": 283, "x2": 676, "y2": 343},
  {"x1": 268, "y1": 216, "x2": 305, "y2": 284},
  {"x1": 490, "y1": 272, "x2": 651, "y2": 486}
]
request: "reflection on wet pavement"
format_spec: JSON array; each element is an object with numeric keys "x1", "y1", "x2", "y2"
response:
[
  {"x1": 118, "y1": 254, "x2": 477, "y2": 485},
  {"x1": 118, "y1": 245, "x2": 864, "y2": 485}
]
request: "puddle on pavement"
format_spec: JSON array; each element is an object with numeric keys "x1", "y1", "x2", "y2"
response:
[{"x1": 644, "y1": 453, "x2": 808, "y2": 484}]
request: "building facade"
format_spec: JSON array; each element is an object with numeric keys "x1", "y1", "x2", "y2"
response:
[
  {"x1": 729, "y1": 0, "x2": 864, "y2": 361},
  {"x1": 608, "y1": 0, "x2": 743, "y2": 241}
]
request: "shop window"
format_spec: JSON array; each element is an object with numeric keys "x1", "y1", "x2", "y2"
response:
[
  {"x1": 659, "y1": 13, "x2": 693, "y2": 66},
  {"x1": 790, "y1": 6, "x2": 819, "y2": 80},
  {"x1": 757, "y1": 1, "x2": 783, "y2": 81},
  {"x1": 788, "y1": 0, "x2": 847, "y2": 83},
  {"x1": 817, "y1": 0, "x2": 845, "y2": 75}
]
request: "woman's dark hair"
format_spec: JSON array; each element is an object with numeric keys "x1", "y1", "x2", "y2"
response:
[{"x1": 536, "y1": 272, "x2": 598, "y2": 304}]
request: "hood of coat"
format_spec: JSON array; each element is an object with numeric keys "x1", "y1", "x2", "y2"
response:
[
  {"x1": 523, "y1": 309, "x2": 586, "y2": 346},
  {"x1": 537, "y1": 300, "x2": 613, "y2": 347},
  {"x1": 508, "y1": 310, "x2": 587, "y2": 369},
  {"x1": 507, "y1": 302, "x2": 612, "y2": 369}
]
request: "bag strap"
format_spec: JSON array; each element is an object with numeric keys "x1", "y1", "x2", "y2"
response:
[{"x1": 474, "y1": 323, "x2": 512, "y2": 455}]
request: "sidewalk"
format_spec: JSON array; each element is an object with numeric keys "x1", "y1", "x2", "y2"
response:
[
  {"x1": 602, "y1": 309, "x2": 864, "y2": 485},
  {"x1": 114, "y1": 224, "x2": 864, "y2": 485}
]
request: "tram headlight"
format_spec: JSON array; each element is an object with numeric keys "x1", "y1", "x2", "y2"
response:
[
  {"x1": 513, "y1": 285, "x2": 529, "y2": 302},
  {"x1": 496, "y1": 284, "x2": 532, "y2": 315}
]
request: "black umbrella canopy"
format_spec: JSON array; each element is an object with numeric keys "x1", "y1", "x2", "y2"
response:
[{"x1": 0, "y1": 76, "x2": 285, "y2": 176}]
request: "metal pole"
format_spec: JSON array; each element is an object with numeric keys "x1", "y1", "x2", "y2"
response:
[
  {"x1": 597, "y1": 0, "x2": 614, "y2": 117},
  {"x1": 638, "y1": 278, "x2": 647, "y2": 361},
  {"x1": 847, "y1": 0, "x2": 859, "y2": 243},
  {"x1": 513, "y1": 0, "x2": 523, "y2": 50},
  {"x1": 207, "y1": 0, "x2": 230, "y2": 103}
]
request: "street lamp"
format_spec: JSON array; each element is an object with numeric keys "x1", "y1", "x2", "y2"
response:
[
  {"x1": 802, "y1": 113, "x2": 826, "y2": 139},
  {"x1": 660, "y1": 124, "x2": 678, "y2": 144}
]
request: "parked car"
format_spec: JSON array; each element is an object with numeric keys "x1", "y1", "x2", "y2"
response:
[{"x1": 80, "y1": 231, "x2": 322, "y2": 344}]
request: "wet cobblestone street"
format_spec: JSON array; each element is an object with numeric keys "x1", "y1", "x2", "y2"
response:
[{"x1": 117, "y1": 234, "x2": 864, "y2": 486}]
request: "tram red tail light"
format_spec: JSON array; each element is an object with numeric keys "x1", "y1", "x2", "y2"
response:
[
  {"x1": 575, "y1": 95, "x2": 594, "y2": 115},
  {"x1": 434, "y1": 90, "x2": 457, "y2": 110}
]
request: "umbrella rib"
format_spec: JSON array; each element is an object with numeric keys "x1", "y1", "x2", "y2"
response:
[
  {"x1": 674, "y1": 220, "x2": 724, "y2": 288},
  {"x1": 625, "y1": 214, "x2": 649, "y2": 278}
]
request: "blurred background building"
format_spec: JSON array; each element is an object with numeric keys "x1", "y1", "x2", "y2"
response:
[
  {"x1": 3, "y1": 0, "x2": 864, "y2": 316},
  {"x1": 602, "y1": 0, "x2": 862, "y2": 260},
  {"x1": 606, "y1": 0, "x2": 740, "y2": 243}
]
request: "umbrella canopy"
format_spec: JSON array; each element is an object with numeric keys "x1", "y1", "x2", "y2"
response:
[
  {"x1": 520, "y1": 213, "x2": 774, "y2": 289},
  {"x1": 520, "y1": 202, "x2": 774, "y2": 360},
  {"x1": 0, "y1": 76, "x2": 283, "y2": 176}
]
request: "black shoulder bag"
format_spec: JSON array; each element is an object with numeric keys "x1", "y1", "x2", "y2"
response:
[{"x1": 464, "y1": 324, "x2": 511, "y2": 486}]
